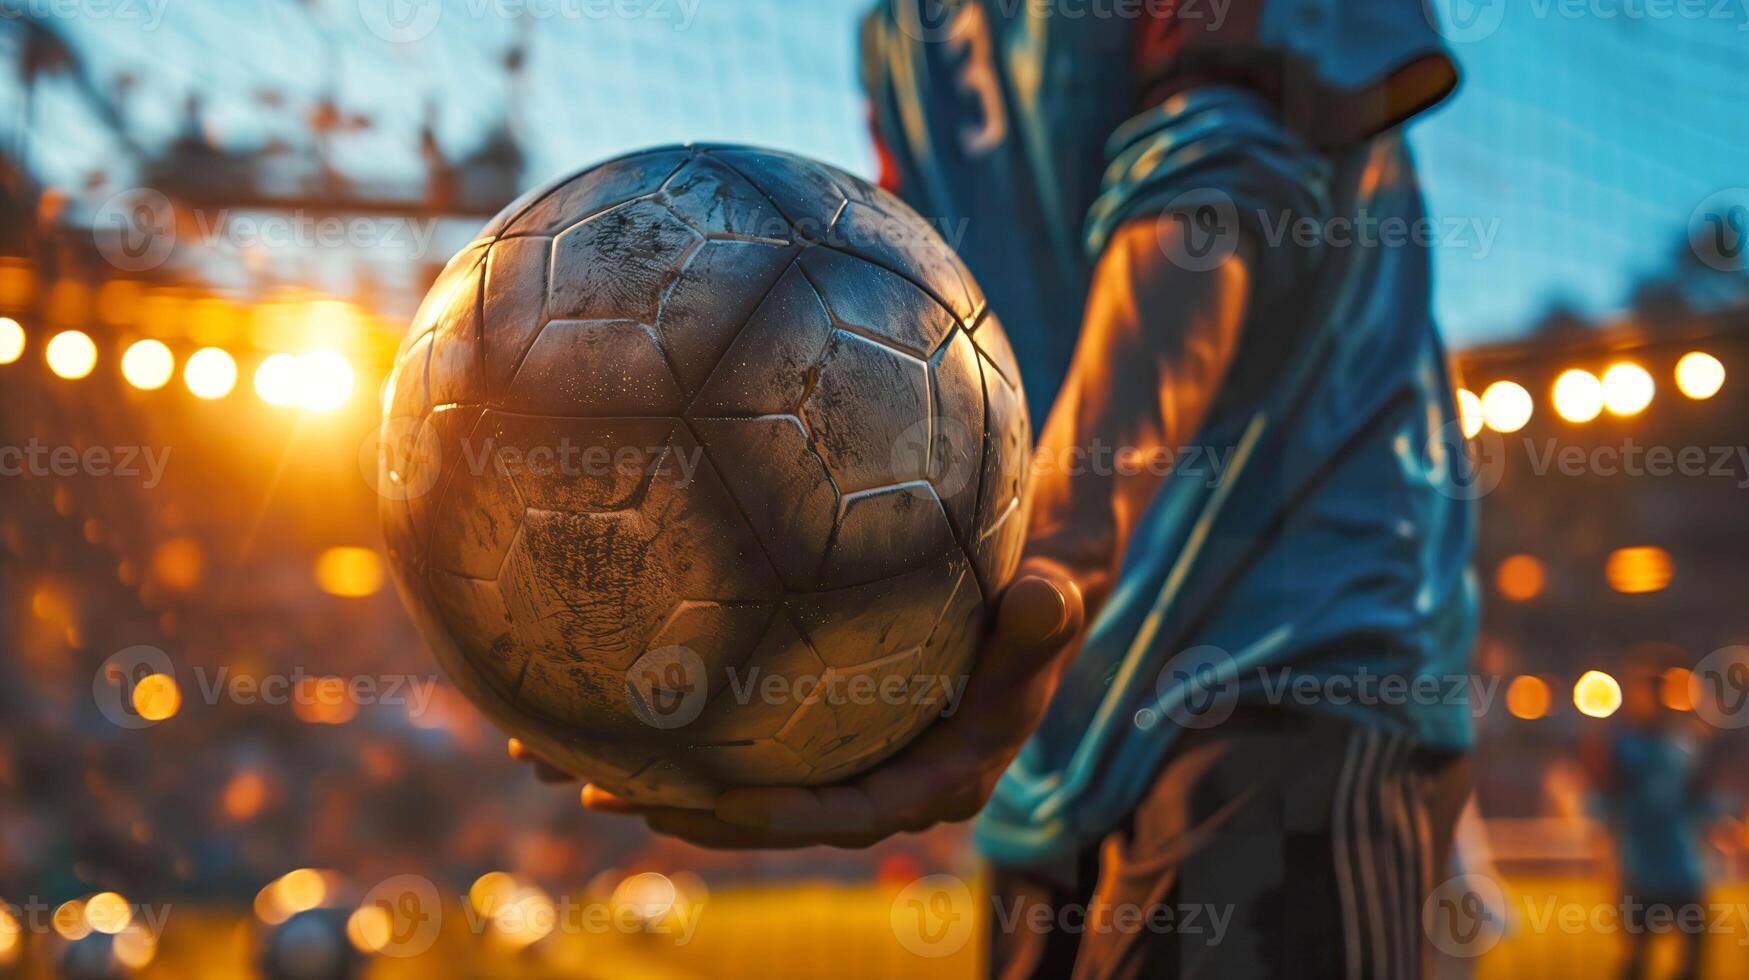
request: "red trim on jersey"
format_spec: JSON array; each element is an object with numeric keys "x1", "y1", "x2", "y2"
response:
[
  {"x1": 1133, "y1": 0, "x2": 1272, "y2": 108},
  {"x1": 865, "y1": 101, "x2": 902, "y2": 194}
]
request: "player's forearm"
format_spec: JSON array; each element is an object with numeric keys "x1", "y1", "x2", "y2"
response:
[{"x1": 1027, "y1": 218, "x2": 1251, "y2": 594}]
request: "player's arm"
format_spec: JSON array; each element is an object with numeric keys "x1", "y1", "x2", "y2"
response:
[
  {"x1": 1028, "y1": 222, "x2": 1251, "y2": 592},
  {"x1": 564, "y1": 221, "x2": 1254, "y2": 849}
]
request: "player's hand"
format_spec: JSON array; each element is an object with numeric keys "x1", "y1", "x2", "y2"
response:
[{"x1": 573, "y1": 550, "x2": 1102, "y2": 849}]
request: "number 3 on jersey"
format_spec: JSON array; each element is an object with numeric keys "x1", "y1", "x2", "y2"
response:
[{"x1": 946, "y1": 3, "x2": 1007, "y2": 157}]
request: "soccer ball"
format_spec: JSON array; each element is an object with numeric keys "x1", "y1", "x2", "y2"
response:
[{"x1": 377, "y1": 145, "x2": 1029, "y2": 806}]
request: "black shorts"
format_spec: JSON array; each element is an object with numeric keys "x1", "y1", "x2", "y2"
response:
[{"x1": 987, "y1": 710, "x2": 1472, "y2": 980}]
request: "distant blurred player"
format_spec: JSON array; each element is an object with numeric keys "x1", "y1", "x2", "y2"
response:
[{"x1": 1588, "y1": 668, "x2": 1723, "y2": 980}]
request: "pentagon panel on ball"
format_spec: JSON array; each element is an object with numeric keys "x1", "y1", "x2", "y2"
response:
[{"x1": 378, "y1": 145, "x2": 1030, "y2": 807}]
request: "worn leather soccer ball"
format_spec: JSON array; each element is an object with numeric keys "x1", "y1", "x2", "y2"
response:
[{"x1": 378, "y1": 145, "x2": 1028, "y2": 806}]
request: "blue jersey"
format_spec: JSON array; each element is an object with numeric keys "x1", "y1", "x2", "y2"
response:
[{"x1": 862, "y1": 0, "x2": 1481, "y2": 865}]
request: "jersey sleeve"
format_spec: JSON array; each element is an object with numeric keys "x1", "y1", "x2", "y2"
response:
[
  {"x1": 1084, "y1": 84, "x2": 1332, "y2": 293},
  {"x1": 1086, "y1": 0, "x2": 1457, "y2": 285},
  {"x1": 1133, "y1": 0, "x2": 1459, "y2": 149}
]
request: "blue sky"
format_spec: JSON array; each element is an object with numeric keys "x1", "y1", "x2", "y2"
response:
[{"x1": 7, "y1": 0, "x2": 1748, "y2": 346}]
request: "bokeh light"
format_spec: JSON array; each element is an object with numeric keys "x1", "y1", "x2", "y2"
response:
[
  {"x1": 84, "y1": 891, "x2": 133, "y2": 934},
  {"x1": 1573, "y1": 670, "x2": 1623, "y2": 718},
  {"x1": 346, "y1": 904, "x2": 392, "y2": 954},
  {"x1": 298, "y1": 348, "x2": 356, "y2": 411},
  {"x1": 469, "y1": 871, "x2": 518, "y2": 917},
  {"x1": 611, "y1": 872, "x2": 678, "y2": 926},
  {"x1": 132, "y1": 673, "x2": 182, "y2": 722},
  {"x1": 120, "y1": 339, "x2": 175, "y2": 390},
  {"x1": 253, "y1": 352, "x2": 302, "y2": 406},
  {"x1": 253, "y1": 348, "x2": 356, "y2": 410},
  {"x1": 222, "y1": 770, "x2": 269, "y2": 820},
  {"x1": 314, "y1": 546, "x2": 384, "y2": 597},
  {"x1": 45, "y1": 329, "x2": 97, "y2": 379},
  {"x1": 52, "y1": 899, "x2": 91, "y2": 941},
  {"x1": 1605, "y1": 546, "x2": 1673, "y2": 594},
  {"x1": 1600, "y1": 361, "x2": 1654, "y2": 416},
  {"x1": 184, "y1": 347, "x2": 238, "y2": 399},
  {"x1": 1480, "y1": 380, "x2": 1533, "y2": 433},
  {"x1": 1506, "y1": 675, "x2": 1551, "y2": 720},
  {"x1": 1550, "y1": 369, "x2": 1603, "y2": 423},
  {"x1": 489, "y1": 881, "x2": 555, "y2": 951},
  {"x1": 1495, "y1": 554, "x2": 1546, "y2": 602},
  {"x1": 0, "y1": 905, "x2": 19, "y2": 966},
  {"x1": 1455, "y1": 387, "x2": 1484, "y2": 439},
  {"x1": 1674, "y1": 351, "x2": 1724, "y2": 400},
  {"x1": 253, "y1": 885, "x2": 288, "y2": 925},
  {"x1": 291, "y1": 676, "x2": 359, "y2": 725},
  {"x1": 113, "y1": 921, "x2": 158, "y2": 969},
  {"x1": 1660, "y1": 667, "x2": 1695, "y2": 712},
  {"x1": 150, "y1": 537, "x2": 205, "y2": 591},
  {"x1": 272, "y1": 869, "x2": 328, "y2": 916},
  {"x1": 0, "y1": 316, "x2": 23, "y2": 364}
]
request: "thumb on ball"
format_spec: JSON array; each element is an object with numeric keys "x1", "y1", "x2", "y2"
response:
[{"x1": 994, "y1": 561, "x2": 1086, "y2": 665}]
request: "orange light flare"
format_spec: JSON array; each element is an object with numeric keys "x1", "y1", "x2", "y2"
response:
[
  {"x1": 83, "y1": 892, "x2": 132, "y2": 935},
  {"x1": 0, "y1": 904, "x2": 19, "y2": 967},
  {"x1": 1600, "y1": 361, "x2": 1654, "y2": 416},
  {"x1": 292, "y1": 676, "x2": 360, "y2": 725},
  {"x1": 0, "y1": 317, "x2": 25, "y2": 364},
  {"x1": 1551, "y1": 369, "x2": 1603, "y2": 423},
  {"x1": 183, "y1": 346, "x2": 237, "y2": 399},
  {"x1": 1606, "y1": 546, "x2": 1673, "y2": 594},
  {"x1": 1660, "y1": 667, "x2": 1695, "y2": 712},
  {"x1": 314, "y1": 546, "x2": 384, "y2": 598},
  {"x1": 1674, "y1": 351, "x2": 1724, "y2": 400},
  {"x1": 1505, "y1": 675, "x2": 1552, "y2": 720},
  {"x1": 1455, "y1": 387, "x2": 1483, "y2": 438},
  {"x1": 1480, "y1": 380, "x2": 1533, "y2": 433},
  {"x1": 1495, "y1": 554, "x2": 1546, "y2": 602},
  {"x1": 149, "y1": 537, "x2": 205, "y2": 592},
  {"x1": 1574, "y1": 670, "x2": 1623, "y2": 719},
  {"x1": 120, "y1": 339, "x2": 174, "y2": 390},
  {"x1": 256, "y1": 868, "x2": 340, "y2": 924},
  {"x1": 45, "y1": 329, "x2": 97, "y2": 379},
  {"x1": 221, "y1": 769, "x2": 270, "y2": 821},
  {"x1": 131, "y1": 673, "x2": 181, "y2": 722},
  {"x1": 347, "y1": 904, "x2": 393, "y2": 955},
  {"x1": 486, "y1": 878, "x2": 555, "y2": 952}
]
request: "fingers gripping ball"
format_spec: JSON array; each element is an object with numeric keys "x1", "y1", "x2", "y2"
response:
[{"x1": 380, "y1": 145, "x2": 1030, "y2": 806}]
